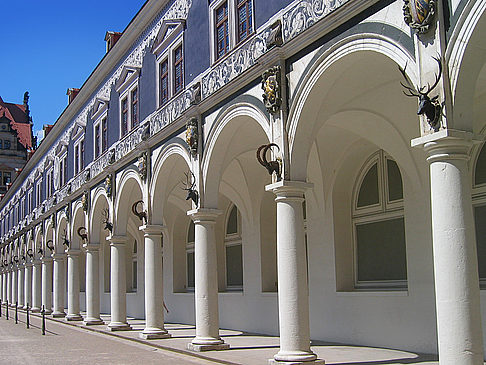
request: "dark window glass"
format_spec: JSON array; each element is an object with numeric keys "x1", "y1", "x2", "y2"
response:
[
  {"x1": 63, "y1": 156, "x2": 68, "y2": 186},
  {"x1": 95, "y1": 124, "x2": 100, "y2": 158},
  {"x1": 237, "y1": 0, "x2": 252, "y2": 43},
  {"x1": 474, "y1": 205, "x2": 486, "y2": 280},
  {"x1": 216, "y1": 2, "x2": 229, "y2": 59},
  {"x1": 475, "y1": 144, "x2": 486, "y2": 186},
  {"x1": 356, "y1": 218, "x2": 407, "y2": 282},
  {"x1": 4, "y1": 140, "x2": 10, "y2": 149},
  {"x1": 80, "y1": 140, "x2": 85, "y2": 170},
  {"x1": 227, "y1": 206, "x2": 238, "y2": 234},
  {"x1": 187, "y1": 251, "x2": 195, "y2": 288},
  {"x1": 187, "y1": 221, "x2": 195, "y2": 243},
  {"x1": 387, "y1": 159, "x2": 403, "y2": 201},
  {"x1": 357, "y1": 163, "x2": 379, "y2": 208},
  {"x1": 174, "y1": 46, "x2": 184, "y2": 94},
  {"x1": 74, "y1": 145, "x2": 79, "y2": 175},
  {"x1": 4, "y1": 172, "x2": 11, "y2": 185},
  {"x1": 159, "y1": 59, "x2": 169, "y2": 105},
  {"x1": 0, "y1": 140, "x2": 3, "y2": 149},
  {"x1": 102, "y1": 118, "x2": 108, "y2": 153},
  {"x1": 121, "y1": 97, "x2": 128, "y2": 137},
  {"x1": 131, "y1": 87, "x2": 138, "y2": 128},
  {"x1": 226, "y1": 244, "x2": 243, "y2": 287}
]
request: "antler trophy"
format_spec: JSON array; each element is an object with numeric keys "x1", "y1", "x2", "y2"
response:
[
  {"x1": 77, "y1": 227, "x2": 88, "y2": 244},
  {"x1": 132, "y1": 200, "x2": 147, "y2": 225},
  {"x1": 101, "y1": 208, "x2": 113, "y2": 233},
  {"x1": 62, "y1": 228, "x2": 70, "y2": 248},
  {"x1": 181, "y1": 171, "x2": 199, "y2": 207},
  {"x1": 256, "y1": 143, "x2": 281, "y2": 180},
  {"x1": 399, "y1": 56, "x2": 442, "y2": 129},
  {"x1": 46, "y1": 240, "x2": 54, "y2": 253}
]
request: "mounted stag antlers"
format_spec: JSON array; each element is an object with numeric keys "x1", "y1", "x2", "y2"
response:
[
  {"x1": 256, "y1": 143, "x2": 281, "y2": 180},
  {"x1": 46, "y1": 240, "x2": 54, "y2": 252},
  {"x1": 27, "y1": 248, "x2": 33, "y2": 258},
  {"x1": 181, "y1": 171, "x2": 199, "y2": 207},
  {"x1": 132, "y1": 200, "x2": 147, "y2": 225},
  {"x1": 62, "y1": 228, "x2": 69, "y2": 248},
  {"x1": 101, "y1": 208, "x2": 113, "y2": 233},
  {"x1": 77, "y1": 227, "x2": 88, "y2": 243},
  {"x1": 399, "y1": 56, "x2": 442, "y2": 129}
]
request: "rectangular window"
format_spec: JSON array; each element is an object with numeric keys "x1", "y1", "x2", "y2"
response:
[
  {"x1": 36, "y1": 181, "x2": 41, "y2": 206},
  {"x1": 226, "y1": 244, "x2": 243, "y2": 287},
  {"x1": 102, "y1": 117, "x2": 108, "y2": 153},
  {"x1": 131, "y1": 87, "x2": 139, "y2": 128},
  {"x1": 80, "y1": 140, "x2": 85, "y2": 171},
  {"x1": 132, "y1": 261, "x2": 137, "y2": 290},
  {"x1": 187, "y1": 251, "x2": 195, "y2": 289},
  {"x1": 94, "y1": 124, "x2": 100, "y2": 158},
  {"x1": 4, "y1": 172, "x2": 11, "y2": 185},
  {"x1": 174, "y1": 45, "x2": 184, "y2": 94},
  {"x1": 121, "y1": 97, "x2": 128, "y2": 137},
  {"x1": 216, "y1": 2, "x2": 229, "y2": 59},
  {"x1": 4, "y1": 140, "x2": 10, "y2": 149},
  {"x1": 237, "y1": 0, "x2": 252, "y2": 43},
  {"x1": 74, "y1": 144, "x2": 79, "y2": 175},
  {"x1": 159, "y1": 59, "x2": 169, "y2": 106},
  {"x1": 0, "y1": 140, "x2": 3, "y2": 149},
  {"x1": 28, "y1": 190, "x2": 32, "y2": 213},
  {"x1": 0, "y1": 172, "x2": 3, "y2": 185}
]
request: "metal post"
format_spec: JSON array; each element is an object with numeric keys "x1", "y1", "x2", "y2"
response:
[
  {"x1": 26, "y1": 303, "x2": 29, "y2": 329},
  {"x1": 15, "y1": 301, "x2": 18, "y2": 324},
  {"x1": 41, "y1": 305, "x2": 45, "y2": 335},
  {"x1": 6, "y1": 300, "x2": 8, "y2": 320}
]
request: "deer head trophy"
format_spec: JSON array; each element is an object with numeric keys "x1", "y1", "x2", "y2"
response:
[
  {"x1": 27, "y1": 248, "x2": 33, "y2": 258},
  {"x1": 101, "y1": 208, "x2": 113, "y2": 233},
  {"x1": 13, "y1": 255, "x2": 19, "y2": 264},
  {"x1": 132, "y1": 200, "x2": 147, "y2": 225},
  {"x1": 77, "y1": 227, "x2": 88, "y2": 244},
  {"x1": 37, "y1": 248, "x2": 43, "y2": 256},
  {"x1": 399, "y1": 56, "x2": 442, "y2": 130},
  {"x1": 256, "y1": 143, "x2": 281, "y2": 180},
  {"x1": 46, "y1": 240, "x2": 54, "y2": 253},
  {"x1": 62, "y1": 228, "x2": 69, "y2": 248},
  {"x1": 181, "y1": 171, "x2": 199, "y2": 207}
]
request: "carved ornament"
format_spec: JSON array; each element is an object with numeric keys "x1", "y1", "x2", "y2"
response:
[
  {"x1": 262, "y1": 66, "x2": 282, "y2": 114},
  {"x1": 403, "y1": 0, "x2": 436, "y2": 34}
]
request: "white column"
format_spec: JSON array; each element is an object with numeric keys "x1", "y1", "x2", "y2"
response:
[
  {"x1": 24, "y1": 262, "x2": 32, "y2": 309},
  {"x1": 107, "y1": 236, "x2": 131, "y2": 331},
  {"x1": 52, "y1": 253, "x2": 66, "y2": 317},
  {"x1": 413, "y1": 130, "x2": 484, "y2": 365},
  {"x1": 83, "y1": 244, "x2": 103, "y2": 325},
  {"x1": 17, "y1": 264, "x2": 25, "y2": 308},
  {"x1": 66, "y1": 250, "x2": 82, "y2": 321},
  {"x1": 0, "y1": 272, "x2": 4, "y2": 303},
  {"x1": 41, "y1": 257, "x2": 53, "y2": 314},
  {"x1": 11, "y1": 266, "x2": 18, "y2": 306},
  {"x1": 8, "y1": 269, "x2": 13, "y2": 304},
  {"x1": 31, "y1": 260, "x2": 42, "y2": 312},
  {"x1": 140, "y1": 225, "x2": 170, "y2": 339},
  {"x1": 266, "y1": 181, "x2": 324, "y2": 364},
  {"x1": 187, "y1": 209, "x2": 229, "y2": 352}
]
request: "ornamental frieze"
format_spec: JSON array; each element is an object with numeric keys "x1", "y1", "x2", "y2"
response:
[{"x1": 151, "y1": 90, "x2": 192, "y2": 135}]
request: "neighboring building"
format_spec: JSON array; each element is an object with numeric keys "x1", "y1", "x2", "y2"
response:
[
  {"x1": 0, "y1": 1, "x2": 486, "y2": 364},
  {"x1": 0, "y1": 93, "x2": 35, "y2": 195}
]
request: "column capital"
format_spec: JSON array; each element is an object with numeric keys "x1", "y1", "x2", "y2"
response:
[
  {"x1": 266, "y1": 180, "x2": 313, "y2": 200},
  {"x1": 187, "y1": 208, "x2": 222, "y2": 223},
  {"x1": 41, "y1": 257, "x2": 53, "y2": 263},
  {"x1": 411, "y1": 129, "x2": 484, "y2": 163},
  {"x1": 139, "y1": 224, "x2": 165, "y2": 236},
  {"x1": 107, "y1": 235, "x2": 127, "y2": 246},
  {"x1": 66, "y1": 249, "x2": 82, "y2": 257},
  {"x1": 52, "y1": 253, "x2": 66, "y2": 261},
  {"x1": 83, "y1": 243, "x2": 100, "y2": 252}
]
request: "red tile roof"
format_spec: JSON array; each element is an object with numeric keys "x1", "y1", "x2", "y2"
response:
[{"x1": 0, "y1": 96, "x2": 33, "y2": 150}]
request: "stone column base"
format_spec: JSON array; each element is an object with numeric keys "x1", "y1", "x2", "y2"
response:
[
  {"x1": 22, "y1": 305, "x2": 29, "y2": 310},
  {"x1": 31, "y1": 307, "x2": 40, "y2": 313},
  {"x1": 83, "y1": 318, "x2": 104, "y2": 325},
  {"x1": 187, "y1": 343, "x2": 230, "y2": 352},
  {"x1": 43, "y1": 309, "x2": 53, "y2": 315},
  {"x1": 52, "y1": 311, "x2": 66, "y2": 318},
  {"x1": 107, "y1": 322, "x2": 132, "y2": 331},
  {"x1": 65, "y1": 314, "x2": 83, "y2": 321},
  {"x1": 140, "y1": 330, "x2": 171, "y2": 340},
  {"x1": 268, "y1": 360, "x2": 325, "y2": 365}
]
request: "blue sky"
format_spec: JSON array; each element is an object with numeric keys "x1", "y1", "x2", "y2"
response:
[{"x1": 1, "y1": 1, "x2": 146, "y2": 141}]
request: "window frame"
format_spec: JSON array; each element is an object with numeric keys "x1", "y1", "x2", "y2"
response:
[
  {"x1": 73, "y1": 137, "x2": 85, "y2": 177},
  {"x1": 224, "y1": 204, "x2": 243, "y2": 291},
  {"x1": 93, "y1": 107, "x2": 108, "y2": 160},
  {"x1": 186, "y1": 220, "x2": 195, "y2": 291},
  {"x1": 351, "y1": 151, "x2": 407, "y2": 290},
  {"x1": 209, "y1": 0, "x2": 255, "y2": 64},
  {"x1": 115, "y1": 67, "x2": 141, "y2": 138}
]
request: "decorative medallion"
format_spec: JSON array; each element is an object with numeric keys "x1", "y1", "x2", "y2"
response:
[
  {"x1": 266, "y1": 20, "x2": 283, "y2": 49},
  {"x1": 82, "y1": 191, "x2": 89, "y2": 212},
  {"x1": 190, "y1": 82, "x2": 201, "y2": 105},
  {"x1": 105, "y1": 174, "x2": 113, "y2": 198},
  {"x1": 262, "y1": 66, "x2": 282, "y2": 115},
  {"x1": 403, "y1": 0, "x2": 436, "y2": 34},
  {"x1": 186, "y1": 118, "x2": 199, "y2": 156},
  {"x1": 138, "y1": 152, "x2": 148, "y2": 181}
]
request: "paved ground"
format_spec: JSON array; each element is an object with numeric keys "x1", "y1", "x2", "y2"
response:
[{"x1": 0, "y1": 305, "x2": 443, "y2": 364}]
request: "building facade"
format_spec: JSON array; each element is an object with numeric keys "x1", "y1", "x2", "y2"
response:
[{"x1": 0, "y1": 0, "x2": 485, "y2": 363}]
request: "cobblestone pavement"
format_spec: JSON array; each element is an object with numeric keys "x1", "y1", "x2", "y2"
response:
[{"x1": 0, "y1": 306, "x2": 217, "y2": 365}]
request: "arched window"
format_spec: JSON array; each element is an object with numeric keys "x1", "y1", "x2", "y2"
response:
[
  {"x1": 132, "y1": 240, "x2": 137, "y2": 291},
  {"x1": 225, "y1": 205, "x2": 243, "y2": 290},
  {"x1": 352, "y1": 150, "x2": 407, "y2": 289},
  {"x1": 186, "y1": 221, "x2": 195, "y2": 290},
  {"x1": 472, "y1": 143, "x2": 486, "y2": 286}
]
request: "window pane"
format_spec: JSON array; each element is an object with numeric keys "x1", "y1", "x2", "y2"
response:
[
  {"x1": 226, "y1": 244, "x2": 243, "y2": 287},
  {"x1": 187, "y1": 221, "x2": 195, "y2": 243},
  {"x1": 475, "y1": 144, "x2": 486, "y2": 185},
  {"x1": 102, "y1": 118, "x2": 108, "y2": 152},
  {"x1": 227, "y1": 206, "x2": 238, "y2": 234},
  {"x1": 356, "y1": 217, "x2": 407, "y2": 282},
  {"x1": 474, "y1": 205, "x2": 486, "y2": 279},
  {"x1": 132, "y1": 261, "x2": 137, "y2": 289},
  {"x1": 187, "y1": 252, "x2": 195, "y2": 288},
  {"x1": 357, "y1": 163, "x2": 379, "y2": 207},
  {"x1": 387, "y1": 159, "x2": 403, "y2": 201}
]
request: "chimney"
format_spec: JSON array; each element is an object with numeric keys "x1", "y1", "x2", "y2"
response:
[
  {"x1": 105, "y1": 31, "x2": 122, "y2": 53},
  {"x1": 43, "y1": 124, "x2": 54, "y2": 138},
  {"x1": 67, "y1": 88, "x2": 80, "y2": 104}
]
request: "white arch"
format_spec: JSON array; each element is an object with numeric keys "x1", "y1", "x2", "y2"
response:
[
  {"x1": 114, "y1": 168, "x2": 144, "y2": 236},
  {"x1": 287, "y1": 34, "x2": 417, "y2": 180}
]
